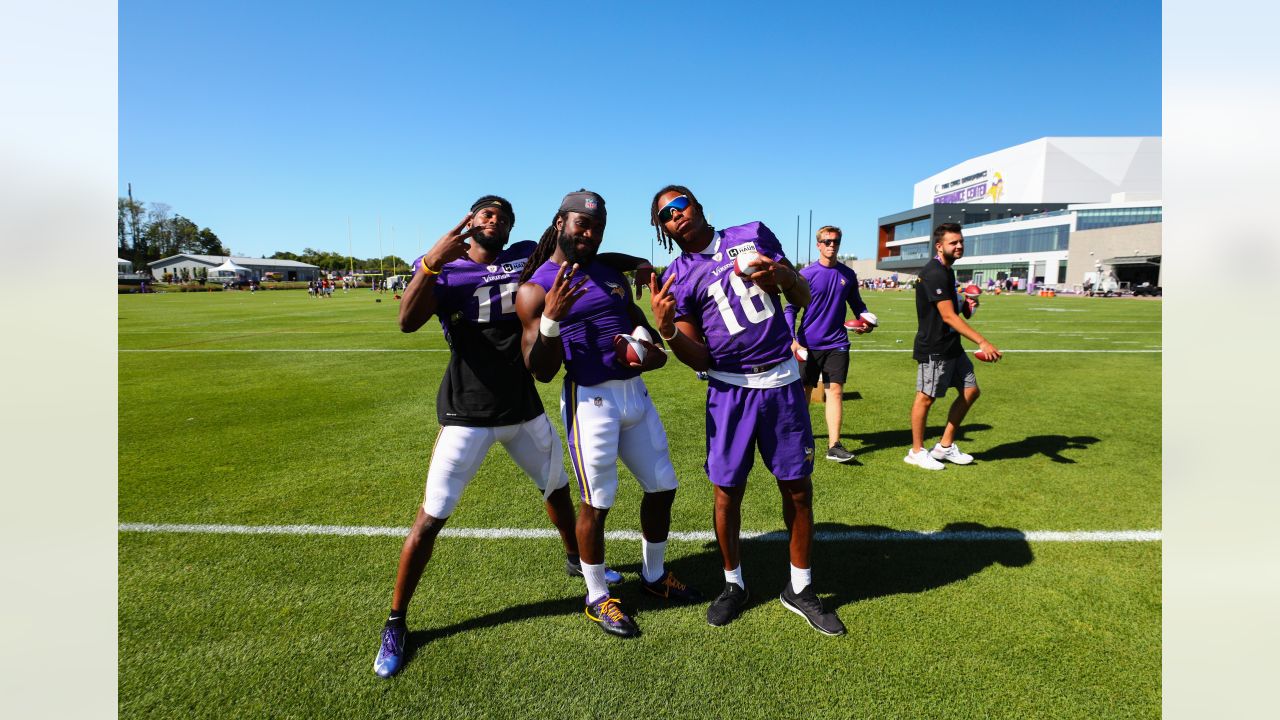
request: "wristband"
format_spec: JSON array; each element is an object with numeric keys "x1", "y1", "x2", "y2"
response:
[
  {"x1": 539, "y1": 315, "x2": 561, "y2": 337},
  {"x1": 658, "y1": 326, "x2": 678, "y2": 342},
  {"x1": 419, "y1": 262, "x2": 441, "y2": 277}
]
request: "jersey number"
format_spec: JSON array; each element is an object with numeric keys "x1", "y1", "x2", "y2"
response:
[
  {"x1": 705, "y1": 273, "x2": 774, "y2": 335},
  {"x1": 472, "y1": 282, "x2": 517, "y2": 322}
]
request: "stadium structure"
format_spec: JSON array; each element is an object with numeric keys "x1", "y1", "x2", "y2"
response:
[{"x1": 875, "y1": 137, "x2": 1162, "y2": 291}]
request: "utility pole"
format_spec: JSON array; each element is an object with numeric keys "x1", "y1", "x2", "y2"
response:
[
  {"x1": 347, "y1": 216, "x2": 353, "y2": 277},
  {"x1": 795, "y1": 215, "x2": 800, "y2": 262},
  {"x1": 808, "y1": 210, "x2": 813, "y2": 265},
  {"x1": 378, "y1": 215, "x2": 384, "y2": 279}
]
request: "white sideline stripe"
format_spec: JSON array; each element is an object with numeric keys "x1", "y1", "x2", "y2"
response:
[
  {"x1": 118, "y1": 348, "x2": 1159, "y2": 354},
  {"x1": 117, "y1": 523, "x2": 1160, "y2": 543},
  {"x1": 119, "y1": 348, "x2": 450, "y2": 353}
]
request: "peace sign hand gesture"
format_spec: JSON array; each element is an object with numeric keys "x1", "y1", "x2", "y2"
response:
[
  {"x1": 421, "y1": 212, "x2": 481, "y2": 272},
  {"x1": 649, "y1": 272, "x2": 679, "y2": 339},
  {"x1": 543, "y1": 262, "x2": 590, "y2": 321}
]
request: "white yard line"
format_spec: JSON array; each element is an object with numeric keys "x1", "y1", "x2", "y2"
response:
[
  {"x1": 118, "y1": 348, "x2": 1159, "y2": 354},
  {"x1": 118, "y1": 522, "x2": 1160, "y2": 543}
]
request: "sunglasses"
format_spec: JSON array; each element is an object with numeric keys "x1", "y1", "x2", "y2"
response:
[
  {"x1": 657, "y1": 195, "x2": 691, "y2": 224},
  {"x1": 817, "y1": 239, "x2": 840, "y2": 246}
]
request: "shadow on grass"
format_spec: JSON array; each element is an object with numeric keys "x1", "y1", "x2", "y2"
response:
[
  {"x1": 402, "y1": 520, "x2": 1031, "y2": 658},
  {"x1": 971, "y1": 435, "x2": 1099, "y2": 464},
  {"x1": 843, "y1": 423, "x2": 992, "y2": 458}
]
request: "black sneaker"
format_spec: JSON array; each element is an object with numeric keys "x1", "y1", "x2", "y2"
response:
[
  {"x1": 706, "y1": 583, "x2": 749, "y2": 627},
  {"x1": 641, "y1": 570, "x2": 704, "y2": 604},
  {"x1": 779, "y1": 584, "x2": 846, "y2": 636},
  {"x1": 824, "y1": 443, "x2": 856, "y2": 463}
]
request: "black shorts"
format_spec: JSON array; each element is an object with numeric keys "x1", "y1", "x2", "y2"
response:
[{"x1": 800, "y1": 347, "x2": 849, "y2": 386}]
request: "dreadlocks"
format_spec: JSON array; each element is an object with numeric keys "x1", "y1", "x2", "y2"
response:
[
  {"x1": 649, "y1": 184, "x2": 702, "y2": 253},
  {"x1": 518, "y1": 212, "x2": 564, "y2": 284}
]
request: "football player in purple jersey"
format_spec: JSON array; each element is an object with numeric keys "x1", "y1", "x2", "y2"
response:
[
  {"x1": 516, "y1": 190, "x2": 702, "y2": 640},
  {"x1": 783, "y1": 225, "x2": 873, "y2": 464},
  {"x1": 647, "y1": 185, "x2": 846, "y2": 636},
  {"x1": 373, "y1": 195, "x2": 647, "y2": 678}
]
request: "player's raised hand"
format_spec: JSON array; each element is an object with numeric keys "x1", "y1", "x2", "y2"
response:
[
  {"x1": 422, "y1": 212, "x2": 481, "y2": 271},
  {"x1": 746, "y1": 256, "x2": 793, "y2": 295},
  {"x1": 543, "y1": 262, "x2": 590, "y2": 320},
  {"x1": 649, "y1": 273, "x2": 678, "y2": 337}
]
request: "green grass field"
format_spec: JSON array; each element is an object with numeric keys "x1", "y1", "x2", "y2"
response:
[{"x1": 119, "y1": 287, "x2": 1161, "y2": 719}]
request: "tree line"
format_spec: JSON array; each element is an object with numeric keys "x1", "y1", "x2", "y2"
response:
[
  {"x1": 119, "y1": 195, "x2": 412, "y2": 275},
  {"x1": 267, "y1": 249, "x2": 411, "y2": 275},
  {"x1": 119, "y1": 196, "x2": 229, "y2": 267}
]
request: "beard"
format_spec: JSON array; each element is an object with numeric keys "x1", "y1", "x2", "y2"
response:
[
  {"x1": 473, "y1": 229, "x2": 509, "y2": 253},
  {"x1": 557, "y1": 228, "x2": 597, "y2": 266}
]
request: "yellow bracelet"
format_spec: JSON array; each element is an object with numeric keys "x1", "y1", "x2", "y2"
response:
[{"x1": 419, "y1": 262, "x2": 441, "y2": 277}]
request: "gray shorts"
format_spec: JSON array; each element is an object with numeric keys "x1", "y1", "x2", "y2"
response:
[{"x1": 916, "y1": 353, "x2": 977, "y2": 398}]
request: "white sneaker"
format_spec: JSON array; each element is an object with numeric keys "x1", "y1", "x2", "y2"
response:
[
  {"x1": 930, "y1": 442, "x2": 974, "y2": 465},
  {"x1": 904, "y1": 448, "x2": 945, "y2": 470}
]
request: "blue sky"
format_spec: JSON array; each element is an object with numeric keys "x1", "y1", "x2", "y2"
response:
[{"x1": 119, "y1": 0, "x2": 1161, "y2": 265}]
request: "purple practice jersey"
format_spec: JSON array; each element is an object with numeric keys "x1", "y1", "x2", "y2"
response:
[
  {"x1": 527, "y1": 260, "x2": 641, "y2": 387},
  {"x1": 784, "y1": 262, "x2": 867, "y2": 351},
  {"x1": 409, "y1": 241, "x2": 542, "y2": 426},
  {"x1": 662, "y1": 222, "x2": 794, "y2": 374}
]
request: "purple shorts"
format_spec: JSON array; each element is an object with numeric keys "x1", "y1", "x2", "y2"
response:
[{"x1": 704, "y1": 378, "x2": 815, "y2": 487}]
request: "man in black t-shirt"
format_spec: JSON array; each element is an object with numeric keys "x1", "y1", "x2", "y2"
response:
[{"x1": 905, "y1": 223, "x2": 1002, "y2": 471}]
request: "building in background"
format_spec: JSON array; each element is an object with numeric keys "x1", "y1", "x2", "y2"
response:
[
  {"x1": 147, "y1": 254, "x2": 321, "y2": 282},
  {"x1": 876, "y1": 137, "x2": 1161, "y2": 291}
]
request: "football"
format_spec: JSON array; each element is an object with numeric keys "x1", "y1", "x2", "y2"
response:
[
  {"x1": 959, "y1": 295, "x2": 978, "y2": 319},
  {"x1": 963, "y1": 284, "x2": 982, "y2": 298},
  {"x1": 795, "y1": 346, "x2": 809, "y2": 362},
  {"x1": 733, "y1": 250, "x2": 763, "y2": 277},
  {"x1": 613, "y1": 334, "x2": 648, "y2": 366},
  {"x1": 974, "y1": 349, "x2": 1000, "y2": 363},
  {"x1": 844, "y1": 317, "x2": 871, "y2": 333},
  {"x1": 859, "y1": 311, "x2": 879, "y2": 327}
]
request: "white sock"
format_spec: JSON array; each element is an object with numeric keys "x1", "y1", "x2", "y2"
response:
[
  {"x1": 790, "y1": 564, "x2": 812, "y2": 594},
  {"x1": 724, "y1": 565, "x2": 745, "y2": 589},
  {"x1": 582, "y1": 562, "x2": 609, "y2": 602},
  {"x1": 641, "y1": 539, "x2": 667, "y2": 584}
]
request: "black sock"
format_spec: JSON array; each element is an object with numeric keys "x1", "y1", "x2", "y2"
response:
[
  {"x1": 386, "y1": 611, "x2": 407, "y2": 628},
  {"x1": 566, "y1": 553, "x2": 581, "y2": 566}
]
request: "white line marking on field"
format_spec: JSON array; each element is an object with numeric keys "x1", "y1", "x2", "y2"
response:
[
  {"x1": 120, "y1": 345, "x2": 450, "y2": 348},
  {"x1": 119, "y1": 348, "x2": 1160, "y2": 354},
  {"x1": 117, "y1": 523, "x2": 1160, "y2": 543}
]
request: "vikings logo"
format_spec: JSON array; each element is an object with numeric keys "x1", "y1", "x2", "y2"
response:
[{"x1": 605, "y1": 281, "x2": 626, "y2": 300}]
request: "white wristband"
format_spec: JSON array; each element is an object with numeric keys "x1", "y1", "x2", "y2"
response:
[{"x1": 539, "y1": 315, "x2": 561, "y2": 337}]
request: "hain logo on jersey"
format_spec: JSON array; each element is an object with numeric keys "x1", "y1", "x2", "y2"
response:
[{"x1": 501, "y1": 259, "x2": 527, "y2": 274}]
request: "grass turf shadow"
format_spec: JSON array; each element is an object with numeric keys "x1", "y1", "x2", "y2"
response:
[
  {"x1": 843, "y1": 423, "x2": 992, "y2": 458},
  {"x1": 671, "y1": 521, "x2": 1034, "y2": 616},
  {"x1": 400, "y1": 519, "x2": 1033, "y2": 661},
  {"x1": 971, "y1": 435, "x2": 1100, "y2": 464}
]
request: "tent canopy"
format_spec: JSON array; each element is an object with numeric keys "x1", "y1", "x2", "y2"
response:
[{"x1": 212, "y1": 258, "x2": 251, "y2": 274}]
